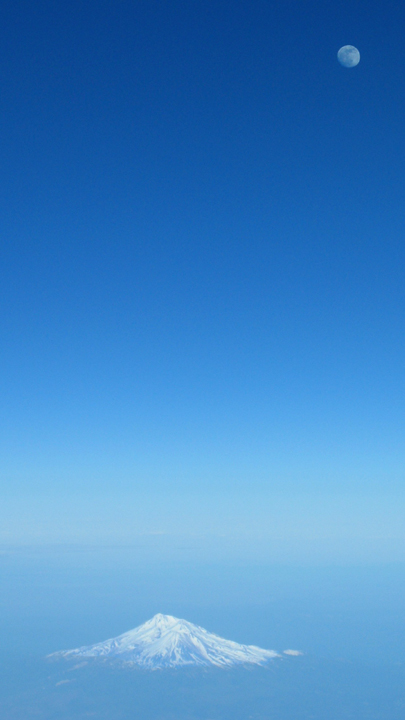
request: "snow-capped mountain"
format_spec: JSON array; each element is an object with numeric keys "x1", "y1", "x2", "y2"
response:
[{"x1": 51, "y1": 613, "x2": 280, "y2": 668}]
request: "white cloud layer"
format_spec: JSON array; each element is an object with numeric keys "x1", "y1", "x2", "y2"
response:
[{"x1": 283, "y1": 649, "x2": 303, "y2": 656}]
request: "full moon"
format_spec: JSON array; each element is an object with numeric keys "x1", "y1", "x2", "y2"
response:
[{"x1": 337, "y1": 45, "x2": 360, "y2": 68}]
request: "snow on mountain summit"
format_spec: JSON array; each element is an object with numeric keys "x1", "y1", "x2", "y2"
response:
[{"x1": 51, "y1": 613, "x2": 280, "y2": 668}]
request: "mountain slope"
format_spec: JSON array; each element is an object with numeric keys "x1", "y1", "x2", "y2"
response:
[{"x1": 51, "y1": 614, "x2": 280, "y2": 668}]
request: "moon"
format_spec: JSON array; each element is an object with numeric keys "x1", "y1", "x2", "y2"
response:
[{"x1": 337, "y1": 45, "x2": 360, "y2": 68}]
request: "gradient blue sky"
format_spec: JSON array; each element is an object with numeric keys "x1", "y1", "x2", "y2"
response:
[{"x1": 2, "y1": 0, "x2": 405, "y2": 558}]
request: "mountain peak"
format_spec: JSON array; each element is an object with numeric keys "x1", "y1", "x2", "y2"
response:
[
  {"x1": 149, "y1": 613, "x2": 178, "y2": 627},
  {"x1": 51, "y1": 614, "x2": 280, "y2": 669}
]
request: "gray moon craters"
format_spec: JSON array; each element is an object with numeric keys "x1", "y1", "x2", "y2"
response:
[{"x1": 337, "y1": 45, "x2": 360, "y2": 68}]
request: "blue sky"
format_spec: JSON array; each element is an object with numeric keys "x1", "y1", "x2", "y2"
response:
[{"x1": 2, "y1": 0, "x2": 405, "y2": 557}]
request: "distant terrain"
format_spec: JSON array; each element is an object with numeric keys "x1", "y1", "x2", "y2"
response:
[{"x1": 2, "y1": 654, "x2": 405, "y2": 720}]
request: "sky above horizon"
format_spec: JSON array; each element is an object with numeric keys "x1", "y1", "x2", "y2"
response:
[{"x1": 2, "y1": 0, "x2": 405, "y2": 559}]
